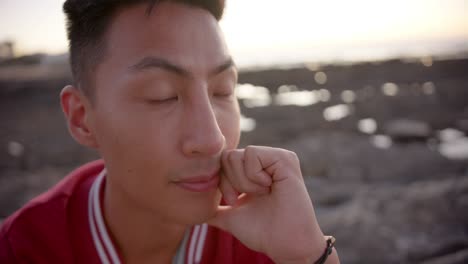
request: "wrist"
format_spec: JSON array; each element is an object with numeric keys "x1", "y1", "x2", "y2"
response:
[
  {"x1": 273, "y1": 236, "x2": 337, "y2": 264},
  {"x1": 312, "y1": 236, "x2": 336, "y2": 264}
]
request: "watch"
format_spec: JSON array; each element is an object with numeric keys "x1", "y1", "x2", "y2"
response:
[{"x1": 314, "y1": 236, "x2": 336, "y2": 264}]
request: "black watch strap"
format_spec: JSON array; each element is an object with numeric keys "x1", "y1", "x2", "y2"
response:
[{"x1": 314, "y1": 236, "x2": 336, "y2": 264}]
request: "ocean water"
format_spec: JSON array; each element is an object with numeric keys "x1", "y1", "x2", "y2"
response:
[{"x1": 231, "y1": 38, "x2": 468, "y2": 68}]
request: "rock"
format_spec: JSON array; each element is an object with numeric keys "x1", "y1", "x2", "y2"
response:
[
  {"x1": 438, "y1": 137, "x2": 468, "y2": 160},
  {"x1": 421, "y1": 249, "x2": 468, "y2": 264},
  {"x1": 438, "y1": 128, "x2": 465, "y2": 142},
  {"x1": 308, "y1": 176, "x2": 468, "y2": 264},
  {"x1": 0, "y1": 167, "x2": 70, "y2": 218},
  {"x1": 287, "y1": 132, "x2": 464, "y2": 183},
  {"x1": 2, "y1": 57, "x2": 468, "y2": 264},
  {"x1": 456, "y1": 119, "x2": 468, "y2": 135},
  {"x1": 384, "y1": 119, "x2": 432, "y2": 142}
]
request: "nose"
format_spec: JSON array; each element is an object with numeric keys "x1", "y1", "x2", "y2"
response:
[{"x1": 181, "y1": 93, "x2": 225, "y2": 157}]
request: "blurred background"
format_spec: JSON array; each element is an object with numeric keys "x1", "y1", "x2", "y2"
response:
[{"x1": 1, "y1": 0, "x2": 468, "y2": 263}]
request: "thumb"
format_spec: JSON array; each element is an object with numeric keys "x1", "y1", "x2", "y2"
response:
[{"x1": 208, "y1": 193, "x2": 252, "y2": 231}]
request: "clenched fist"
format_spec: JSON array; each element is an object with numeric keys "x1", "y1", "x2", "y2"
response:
[{"x1": 208, "y1": 146, "x2": 340, "y2": 264}]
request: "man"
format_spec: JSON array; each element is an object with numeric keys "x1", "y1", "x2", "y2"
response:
[{"x1": 0, "y1": 0, "x2": 340, "y2": 263}]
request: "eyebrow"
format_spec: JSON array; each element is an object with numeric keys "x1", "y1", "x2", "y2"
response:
[{"x1": 129, "y1": 56, "x2": 235, "y2": 77}]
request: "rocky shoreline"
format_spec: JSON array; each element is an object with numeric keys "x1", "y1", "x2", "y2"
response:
[{"x1": 1, "y1": 57, "x2": 467, "y2": 263}]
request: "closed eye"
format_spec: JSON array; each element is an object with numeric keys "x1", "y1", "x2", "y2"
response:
[
  {"x1": 146, "y1": 96, "x2": 178, "y2": 104},
  {"x1": 213, "y1": 86, "x2": 235, "y2": 98}
]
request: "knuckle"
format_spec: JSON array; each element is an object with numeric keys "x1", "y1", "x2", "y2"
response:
[
  {"x1": 283, "y1": 149, "x2": 299, "y2": 163},
  {"x1": 226, "y1": 150, "x2": 239, "y2": 163},
  {"x1": 244, "y1": 145, "x2": 256, "y2": 156},
  {"x1": 245, "y1": 145, "x2": 255, "y2": 150},
  {"x1": 221, "y1": 151, "x2": 230, "y2": 164}
]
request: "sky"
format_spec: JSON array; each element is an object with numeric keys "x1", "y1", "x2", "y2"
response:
[{"x1": 0, "y1": 0, "x2": 467, "y2": 66}]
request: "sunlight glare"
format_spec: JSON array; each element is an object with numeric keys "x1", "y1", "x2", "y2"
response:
[
  {"x1": 236, "y1": 83, "x2": 272, "y2": 108},
  {"x1": 323, "y1": 104, "x2": 352, "y2": 121},
  {"x1": 381, "y1": 83, "x2": 399, "y2": 96},
  {"x1": 358, "y1": 118, "x2": 377, "y2": 134},
  {"x1": 314, "y1": 72, "x2": 327, "y2": 85},
  {"x1": 275, "y1": 90, "x2": 320, "y2": 106},
  {"x1": 341, "y1": 90, "x2": 356, "y2": 103}
]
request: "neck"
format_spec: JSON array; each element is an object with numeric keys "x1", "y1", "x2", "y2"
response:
[{"x1": 103, "y1": 178, "x2": 187, "y2": 264}]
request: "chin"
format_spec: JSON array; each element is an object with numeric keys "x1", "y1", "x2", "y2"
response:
[{"x1": 175, "y1": 190, "x2": 222, "y2": 225}]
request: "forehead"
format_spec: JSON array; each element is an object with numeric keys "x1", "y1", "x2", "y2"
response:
[{"x1": 102, "y1": 2, "x2": 230, "y2": 75}]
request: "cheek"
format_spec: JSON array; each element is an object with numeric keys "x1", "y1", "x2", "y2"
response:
[
  {"x1": 217, "y1": 104, "x2": 241, "y2": 149},
  {"x1": 92, "y1": 101, "x2": 175, "y2": 164}
]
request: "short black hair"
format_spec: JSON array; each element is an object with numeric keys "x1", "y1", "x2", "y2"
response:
[{"x1": 63, "y1": 0, "x2": 225, "y2": 97}]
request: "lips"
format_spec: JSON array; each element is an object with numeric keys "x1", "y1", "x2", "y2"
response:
[{"x1": 174, "y1": 172, "x2": 220, "y2": 192}]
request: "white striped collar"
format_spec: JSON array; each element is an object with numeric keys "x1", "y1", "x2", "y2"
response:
[{"x1": 88, "y1": 169, "x2": 209, "y2": 264}]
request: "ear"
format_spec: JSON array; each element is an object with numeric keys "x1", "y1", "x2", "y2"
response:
[{"x1": 60, "y1": 85, "x2": 99, "y2": 149}]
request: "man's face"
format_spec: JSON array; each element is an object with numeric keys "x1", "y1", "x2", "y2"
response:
[{"x1": 88, "y1": 2, "x2": 240, "y2": 224}]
